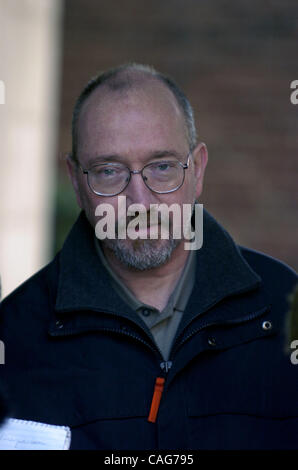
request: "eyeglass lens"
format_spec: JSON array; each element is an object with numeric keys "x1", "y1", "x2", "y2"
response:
[{"x1": 88, "y1": 160, "x2": 185, "y2": 195}]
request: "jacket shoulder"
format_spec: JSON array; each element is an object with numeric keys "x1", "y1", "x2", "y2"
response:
[{"x1": 239, "y1": 245, "x2": 297, "y2": 296}]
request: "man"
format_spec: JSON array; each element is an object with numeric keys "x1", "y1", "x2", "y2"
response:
[{"x1": 0, "y1": 63, "x2": 297, "y2": 450}]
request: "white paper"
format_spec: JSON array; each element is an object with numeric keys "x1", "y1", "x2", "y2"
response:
[{"x1": 0, "y1": 418, "x2": 71, "y2": 450}]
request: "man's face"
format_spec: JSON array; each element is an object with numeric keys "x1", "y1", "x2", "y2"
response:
[{"x1": 68, "y1": 80, "x2": 208, "y2": 269}]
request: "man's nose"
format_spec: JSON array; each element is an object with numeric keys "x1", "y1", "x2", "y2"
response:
[{"x1": 124, "y1": 171, "x2": 157, "y2": 209}]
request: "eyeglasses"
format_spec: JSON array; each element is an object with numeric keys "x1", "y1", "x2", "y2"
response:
[{"x1": 78, "y1": 151, "x2": 192, "y2": 196}]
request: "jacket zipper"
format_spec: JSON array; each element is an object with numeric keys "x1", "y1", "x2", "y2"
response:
[
  {"x1": 56, "y1": 305, "x2": 269, "y2": 422},
  {"x1": 91, "y1": 325, "x2": 164, "y2": 359},
  {"x1": 147, "y1": 361, "x2": 173, "y2": 423},
  {"x1": 148, "y1": 377, "x2": 165, "y2": 423},
  {"x1": 94, "y1": 324, "x2": 173, "y2": 423},
  {"x1": 91, "y1": 326, "x2": 172, "y2": 423}
]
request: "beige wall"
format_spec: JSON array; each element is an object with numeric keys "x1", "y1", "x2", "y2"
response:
[{"x1": 0, "y1": 0, "x2": 63, "y2": 298}]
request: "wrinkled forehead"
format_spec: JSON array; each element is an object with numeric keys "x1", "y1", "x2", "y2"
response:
[{"x1": 77, "y1": 78, "x2": 187, "y2": 144}]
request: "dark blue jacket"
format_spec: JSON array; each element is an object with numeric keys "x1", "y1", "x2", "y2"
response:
[{"x1": 0, "y1": 210, "x2": 297, "y2": 449}]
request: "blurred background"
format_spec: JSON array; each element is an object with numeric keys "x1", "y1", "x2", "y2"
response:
[{"x1": 0, "y1": 0, "x2": 297, "y2": 298}]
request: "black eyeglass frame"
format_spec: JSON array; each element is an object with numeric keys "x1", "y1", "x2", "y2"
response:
[{"x1": 78, "y1": 151, "x2": 192, "y2": 197}]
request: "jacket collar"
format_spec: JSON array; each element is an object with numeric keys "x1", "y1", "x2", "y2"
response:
[{"x1": 55, "y1": 208, "x2": 262, "y2": 321}]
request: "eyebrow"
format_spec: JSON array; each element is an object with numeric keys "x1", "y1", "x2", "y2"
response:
[{"x1": 86, "y1": 150, "x2": 182, "y2": 167}]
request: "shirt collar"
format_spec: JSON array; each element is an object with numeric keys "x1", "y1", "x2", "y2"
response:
[
  {"x1": 94, "y1": 235, "x2": 196, "y2": 315},
  {"x1": 55, "y1": 208, "x2": 261, "y2": 317}
]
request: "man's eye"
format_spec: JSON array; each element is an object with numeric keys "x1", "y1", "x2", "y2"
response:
[
  {"x1": 103, "y1": 168, "x2": 115, "y2": 176},
  {"x1": 93, "y1": 167, "x2": 117, "y2": 177},
  {"x1": 157, "y1": 163, "x2": 170, "y2": 171}
]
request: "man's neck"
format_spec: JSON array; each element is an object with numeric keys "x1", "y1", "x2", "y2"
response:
[{"x1": 101, "y1": 242, "x2": 190, "y2": 311}]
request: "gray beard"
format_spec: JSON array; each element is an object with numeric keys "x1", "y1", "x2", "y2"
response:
[{"x1": 102, "y1": 237, "x2": 181, "y2": 270}]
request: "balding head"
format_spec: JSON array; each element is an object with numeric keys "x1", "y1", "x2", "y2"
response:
[{"x1": 71, "y1": 63, "x2": 197, "y2": 164}]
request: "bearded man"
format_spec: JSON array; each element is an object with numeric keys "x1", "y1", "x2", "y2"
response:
[{"x1": 0, "y1": 63, "x2": 297, "y2": 450}]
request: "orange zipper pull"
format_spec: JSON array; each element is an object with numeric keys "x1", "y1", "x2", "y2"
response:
[{"x1": 148, "y1": 377, "x2": 165, "y2": 423}]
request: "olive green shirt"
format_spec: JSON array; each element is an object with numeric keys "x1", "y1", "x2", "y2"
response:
[{"x1": 94, "y1": 238, "x2": 196, "y2": 361}]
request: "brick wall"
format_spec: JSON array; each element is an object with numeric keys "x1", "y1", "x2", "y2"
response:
[{"x1": 57, "y1": 0, "x2": 298, "y2": 270}]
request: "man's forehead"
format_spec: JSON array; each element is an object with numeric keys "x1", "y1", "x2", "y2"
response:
[
  {"x1": 76, "y1": 77, "x2": 189, "y2": 162},
  {"x1": 78, "y1": 77, "x2": 183, "y2": 124}
]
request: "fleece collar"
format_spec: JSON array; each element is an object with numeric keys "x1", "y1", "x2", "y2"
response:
[{"x1": 55, "y1": 208, "x2": 262, "y2": 324}]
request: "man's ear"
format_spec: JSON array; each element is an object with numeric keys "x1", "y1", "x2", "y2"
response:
[
  {"x1": 66, "y1": 153, "x2": 83, "y2": 209},
  {"x1": 192, "y1": 142, "x2": 208, "y2": 200}
]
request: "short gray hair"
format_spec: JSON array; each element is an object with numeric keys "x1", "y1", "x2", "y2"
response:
[{"x1": 71, "y1": 63, "x2": 197, "y2": 163}]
